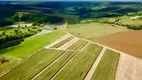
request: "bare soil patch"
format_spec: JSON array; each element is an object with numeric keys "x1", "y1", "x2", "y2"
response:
[{"x1": 96, "y1": 30, "x2": 142, "y2": 58}]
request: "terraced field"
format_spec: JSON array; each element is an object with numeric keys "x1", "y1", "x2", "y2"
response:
[{"x1": 91, "y1": 49, "x2": 120, "y2": 80}]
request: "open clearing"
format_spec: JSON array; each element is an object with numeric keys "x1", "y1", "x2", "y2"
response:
[
  {"x1": 91, "y1": 49, "x2": 120, "y2": 80},
  {"x1": 52, "y1": 43, "x2": 102, "y2": 80},
  {"x1": 96, "y1": 30, "x2": 142, "y2": 58},
  {"x1": 67, "y1": 23, "x2": 129, "y2": 40},
  {"x1": 0, "y1": 30, "x2": 65, "y2": 58},
  {"x1": 0, "y1": 49, "x2": 65, "y2": 80}
]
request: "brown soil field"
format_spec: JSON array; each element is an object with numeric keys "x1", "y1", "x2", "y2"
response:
[{"x1": 96, "y1": 30, "x2": 142, "y2": 59}]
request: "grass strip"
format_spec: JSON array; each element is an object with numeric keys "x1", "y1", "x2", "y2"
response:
[
  {"x1": 0, "y1": 49, "x2": 65, "y2": 80},
  {"x1": 51, "y1": 36, "x2": 74, "y2": 48},
  {"x1": 53, "y1": 43, "x2": 102, "y2": 80},
  {"x1": 67, "y1": 40, "x2": 88, "y2": 50},
  {"x1": 91, "y1": 49, "x2": 120, "y2": 80},
  {"x1": 34, "y1": 51, "x2": 77, "y2": 80}
]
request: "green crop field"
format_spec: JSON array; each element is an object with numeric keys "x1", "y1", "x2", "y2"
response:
[
  {"x1": 67, "y1": 40, "x2": 88, "y2": 50},
  {"x1": 0, "y1": 30, "x2": 65, "y2": 58},
  {"x1": 91, "y1": 49, "x2": 120, "y2": 80},
  {"x1": 0, "y1": 49, "x2": 65, "y2": 80},
  {"x1": 34, "y1": 51, "x2": 77, "y2": 80},
  {"x1": 67, "y1": 23, "x2": 129, "y2": 40},
  {"x1": 51, "y1": 36, "x2": 74, "y2": 48},
  {"x1": 53, "y1": 43, "x2": 102, "y2": 80},
  {"x1": 0, "y1": 55, "x2": 22, "y2": 76}
]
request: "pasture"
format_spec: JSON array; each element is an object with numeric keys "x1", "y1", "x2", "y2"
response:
[{"x1": 67, "y1": 23, "x2": 129, "y2": 40}]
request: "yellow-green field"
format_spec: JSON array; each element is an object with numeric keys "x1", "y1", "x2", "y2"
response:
[
  {"x1": 0, "y1": 55, "x2": 22, "y2": 76},
  {"x1": 53, "y1": 43, "x2": 102, "y2": 80},
  {"x1": 0, "y1": 49, "x2": 65, "y2": 80},
  {"x1": 67, "y1": 40, "x2": 88, "y2": 51},
  {"x1": 67, "y1": 23, "x2": 129, "y2": 40},
  {"x1": 91, "y1": 49, "x2": 120, "y2": 80}
]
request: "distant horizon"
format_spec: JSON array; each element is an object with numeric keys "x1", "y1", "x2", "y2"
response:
[{"x1": 0, "y1": 0, "x2": 142, "y2": 2}]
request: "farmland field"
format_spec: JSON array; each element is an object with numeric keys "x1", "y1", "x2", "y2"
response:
[
  {"x1": 96, "y1": 30, "x2": 142, "y2": 58},
  {"x1": 67, "y1": 40, "x2": 88, "y2": 50},
  {"x1": 51, "y1": 36, "x2": 74, "y2": 48},
  {"x1": 0, "y1": 30, "x2": 65, "y2": 58},
  {"x1": 91, "y1": 49, "x2": 120, "y2": 80},
  {"x1": 0, "y1": 49, "x2": 65, "y2": 80},
  {"x1": 52, "y1": 43, "x2": 102, "y2": 80},
  {"x1": 34, "y1": 51, "x2": 77, "y2": 80},
  {"x1": 0, "y1": 55, "x2": 22, "y2": 76},
  {"x1": 67, "y1": 23, "x2": 129, "y2": 40}
]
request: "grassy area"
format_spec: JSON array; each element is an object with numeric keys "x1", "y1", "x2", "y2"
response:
[
  {"x1": 67, "y1": 40, "x2": 88, "y2": 51},
  {"x1": 91, "y1": 49, "x2": 120, "y2": 80},
  {"x1": 0, "y1": 49, "x2": 65, "y2": 80},
  {"x1": 51, "y1": 36, "x2": 74, "y2": 48},
  {"x1": 0, "y1": 55, "x2": 22, "y2": 76},
  {"x1": 53, "y1": 43, "x2": 102, "y2": 80},
  {"x1": 0, "y1": 30, "x2": 65, "y2": 58},
  {"x1": 100, "y1": 16, "x2": 142, "y2": 26},
  {"x1": 35, "y1": 51, "x2": 77, "y2": 80},
  {"x1": 67, "y1": 23, "x2": 129, "y2": 40}
]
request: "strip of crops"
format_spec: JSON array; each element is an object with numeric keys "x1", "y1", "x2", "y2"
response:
[
  {"x1": 52, "y1": 43, "x2": 102, "y2": 80},
  {"x1": 0, "y1": 49, "x2": 65, "y2": 80},
  {"x1": 91, "y1": 49, "x2": 120, "y2": 80},
  {"x1": 34, "y1": 51, "x2": 78, "y2": 80},
  {"x1": 67, "y1": 40, "x2": 88, "y2": 50},
  {"x1": 0, "y1": 55, "x2": 22, "y2": 76},
  {"x1": 51, "y1": 36, "x2": 74, "y2": 48}
]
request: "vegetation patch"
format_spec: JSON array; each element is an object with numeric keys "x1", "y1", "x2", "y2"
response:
[
  {"x1": 91, "y1": 49, "x2": 120, "y2": 80},
  {"x1": 0, "y1": 49, "x2": 65, "y2": 80},
  {"x1": 0, "y1": 26, "x2": 43, "y2": 50},
  {"x1": 0, "y1": 30, "x2": 65, "y2": 58},
  {"x1": 67, "y1": 40, "x2": 88, "y2": 50},
  {"x1": 53, "y1": 43, "x2": 102, "y2": 80},
  {"x1": 34, "y1": 51, "x2": 77, "y2": 80},
  {"x1": 51, "y1": 36, "x2": 74, "y2": 48}
]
